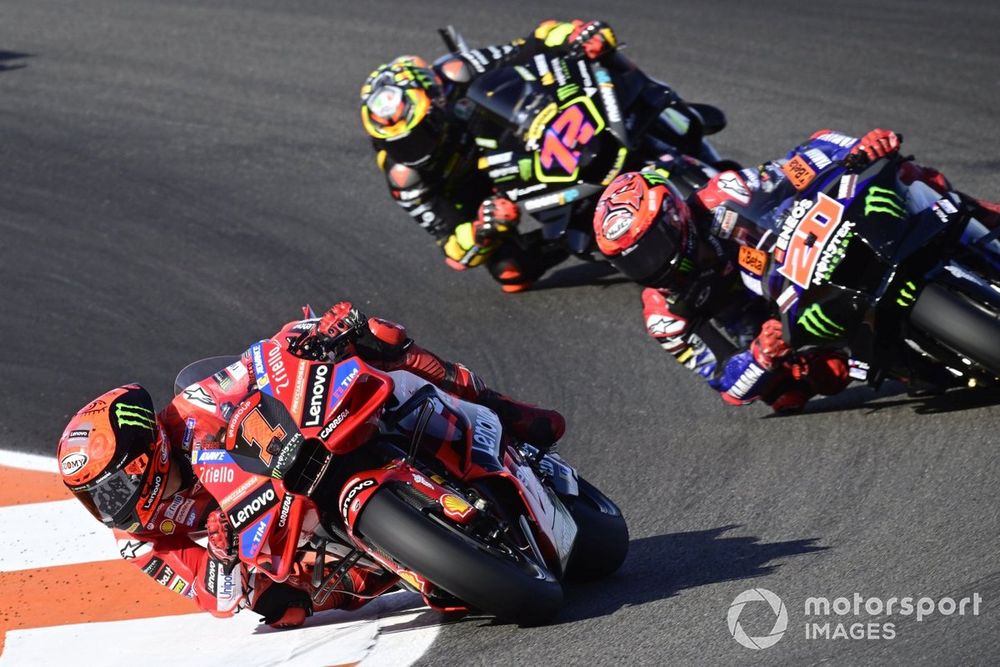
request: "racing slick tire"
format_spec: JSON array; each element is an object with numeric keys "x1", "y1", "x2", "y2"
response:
[
  {"x1": 355, "y1": 487, "x2": 563, "y2": 626},
  {"x1": 564, "y1": 477, "x2": 629, "y2": 581}
]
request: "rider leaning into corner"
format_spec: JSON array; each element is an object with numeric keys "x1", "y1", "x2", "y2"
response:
[
  {"x1": 55, "y1": 303, "x2": 564, "y2": 628},
  {"x1": 592, "y1": 128, "x2": 1000, "y2": 413},
  {"x1": 359, "y1": 19, "x2": 620, "y2": 293}
]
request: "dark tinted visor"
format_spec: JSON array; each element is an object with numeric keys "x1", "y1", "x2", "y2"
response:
[
  {"x1": 72, "y1": 466, "x2": 149, "y2": 528},
  {"x1": 610, "y1": 219, "x2": 681, "y2": 286},
  {"x1": 383, "y1": 112, "x2": 444, "y2": 167}
]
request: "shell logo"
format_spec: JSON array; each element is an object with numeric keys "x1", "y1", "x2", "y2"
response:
[{"x1": 439, "y1": 494, "x2": 474, "y2": 521}]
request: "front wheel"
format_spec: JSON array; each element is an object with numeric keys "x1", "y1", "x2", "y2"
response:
[
  {"x1": 355, "y1": 487, "x2": 563, "y2": 626},
  {"x1": 564, "y1": 477, "x2": 629, "y2": 582}
]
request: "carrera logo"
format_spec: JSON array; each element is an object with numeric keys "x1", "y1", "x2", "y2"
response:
[
  {"x1": 318, "y1": 409, "x2": 349, "y2": 440},
  {"x1": 302, "y1": 364, "x2": 330, "y2": 427},
  {"x1": 228, "y1": 483, "x2": 279, "y2": 530},
  {"x1": 277, "y1": 494, "x2": 293, "y2": 529},
  {"x1": 60, "y1": 452, "x2": 89, "y2": 475},
  {"x1": 341, "y1": 478, "x2": 375, "y2": 520}
]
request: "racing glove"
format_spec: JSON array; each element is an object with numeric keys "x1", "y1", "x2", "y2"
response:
[
  {"x1": 442, "y1": 222, "x2": 496, "y2": 270},
  {"x1": 568, "y1": 20, "x2": 617, "y2": 60},
  {"x1": 475, "y1": 196, "x2": 520, "y2": 245},
  {"x1": 848, "y1": 128, "x2": 901, "y2": 163},
  {"x1": 206, "y1": 509, "x2": 238, "y2": 569},
  {"x1": 750, "y1": 319, "x2": 791, "y2": 370},
  {"x1": 316, "y1": 302, "x2": 368, "y2": 340}
]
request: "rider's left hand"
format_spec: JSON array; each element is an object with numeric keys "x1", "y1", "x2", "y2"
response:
[{"x1": 849, "y1": 128, "x2": 901, "y2": 163}]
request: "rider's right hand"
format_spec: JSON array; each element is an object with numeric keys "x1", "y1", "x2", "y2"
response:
[{"x1": 849, "y1": 128, "x2": 901, "y2": 163}]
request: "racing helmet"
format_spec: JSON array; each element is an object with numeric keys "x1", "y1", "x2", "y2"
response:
[
  {"x1": 57, "y1": 384, "x2": 172, "y2": 531},
  {"x1": 360, "y1": 56, "x2": 446, "y2": 167},
  {"x1": 593, "y1": 171, "x2": 692, "y2": 286}
]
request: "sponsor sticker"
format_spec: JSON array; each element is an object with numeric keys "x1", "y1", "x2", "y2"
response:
[
  {"x1": 782, "y1": 155, "x2": 817, "y2": 191},
  {"x1": 60, "y1": 452, "x2": 88, "y2": 476}
]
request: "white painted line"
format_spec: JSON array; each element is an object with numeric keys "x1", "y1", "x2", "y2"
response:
[
  {"x1": 2, "y1": 592, "x2": 439, "y2": 667},
  {"x1": 0, "y1": 499, "x2": 120, "y2": 571},
  {"x1": 0, "y1": 450, "x2": 57, "y2": 473}
]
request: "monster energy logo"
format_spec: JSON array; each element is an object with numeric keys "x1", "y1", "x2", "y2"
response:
[
  {"x1": 556, "y1": 83, "x2": 580, "y2": 101},
  {"x1": 798, "y1": 304, "x2": 846, "y2": 339},
  {"x1": 679, "y1": 257, "x2": 694, "y2": 274},
  {"x1": 114, "y1": 403, "x2": 156, "y2": 430},
  {"x1": 864, "y1": 186, "x2": 905, "y2": 219},
  {"x1": 896, "y1": 280, "x2": 918, "y2": 307},
  {"x1": 642, "y1": 171, "x2": 668, "y2": 186}
]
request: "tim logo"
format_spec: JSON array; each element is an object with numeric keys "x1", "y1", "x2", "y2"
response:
[{"x1": 238, "y1": 408, "x2": 286, "y2": 466}]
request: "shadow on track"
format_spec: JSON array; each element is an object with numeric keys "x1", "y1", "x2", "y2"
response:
[
  {"x1": 530, "y1": 261, "x2": 632, "y2": 292},
  {"x1": 0, "y1": 50, "x2": 31, "y2": 72},
  {"x1": 769, "y1": 382, "x2": 1000, "y2": 418},
  {"x1": 554, "y1": 524, "x2": 827, "y2": 623}
]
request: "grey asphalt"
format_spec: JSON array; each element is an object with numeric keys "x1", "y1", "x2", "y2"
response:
[{"x1": 2, "y1": 0, "x2": 998, "y2": 664}]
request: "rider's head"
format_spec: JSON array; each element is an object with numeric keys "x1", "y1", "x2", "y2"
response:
[
  {"x1": 593, "y1": 171, "x2": 692, "y2": 287},
  {"x1": 360, "y1": 56, "x2": 446, "y2": 167},
  {"x1": 57, "y1": 384, "x2": 176, "y2": 531}
]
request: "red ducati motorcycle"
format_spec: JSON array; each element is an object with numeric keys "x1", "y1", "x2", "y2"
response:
[{"x1": 178, "y1": 324, "x2": 627, "y2": 626}]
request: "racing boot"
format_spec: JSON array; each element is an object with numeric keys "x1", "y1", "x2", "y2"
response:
[
  {"x1": 476, "y1": 389, "x2": 566, "y2": 448},
  {"x1": 762, "y1": 349, "x2": 850, "y2": 415}
]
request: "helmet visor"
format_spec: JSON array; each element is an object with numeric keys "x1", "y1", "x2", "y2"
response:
[
  {"x1": 72, "y1": 466, "x2": 149, "y2": 528},
  {"x1": 71, "y1": 434, "x2": 169, "y2": 530}
]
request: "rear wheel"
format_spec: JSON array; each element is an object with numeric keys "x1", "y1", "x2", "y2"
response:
[
  {"x1": 564, "y1": 477, "x2": 629, "y2": 582},
  {"x1": 910, "y1": 282, "x2": 1000, "y2": 377},
  {"x1": 355, "y1": 487, "x2": 563, "y2": 626}
]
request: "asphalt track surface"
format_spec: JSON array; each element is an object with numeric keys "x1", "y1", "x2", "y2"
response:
[{"x1": 2, "y1": 0, "x2": 999, "y2": 664}]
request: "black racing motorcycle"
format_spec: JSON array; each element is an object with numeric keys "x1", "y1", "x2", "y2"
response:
[
  {"x1": 439, "y1": 25, "x2": 730, "y2": 259},
  {"x1": 732, "y1": 139, "x2": 1000, "y2": 390}
]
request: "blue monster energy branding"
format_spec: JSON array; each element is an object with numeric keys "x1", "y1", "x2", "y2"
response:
[
  {"x1": 896, "y1": 281, "x2": 918, "y2": 307},
  {"x1": 114, "y1": 402, "x2": 156, "y2": 430},
  {"x1": 798, "y1": 304, "x2": 846, "y2": 340},
  {"x1": 864, "y1": 186, "x2": 905, "y2": 219}
]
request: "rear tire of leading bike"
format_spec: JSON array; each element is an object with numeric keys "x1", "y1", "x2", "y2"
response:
[
  {"x1": 355, "y1": 488, "x2": 563, "y2": 626},
  {"x1": 910, "y1": 282, "x2": 1000, "y2": 377},
  {"x1": 564, "y1": 477, "x2": 629, "y2": 582}
]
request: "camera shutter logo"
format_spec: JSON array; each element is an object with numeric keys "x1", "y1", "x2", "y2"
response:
[{"x1": 728, "y1": 588, "x2": 788, "y2": 650}]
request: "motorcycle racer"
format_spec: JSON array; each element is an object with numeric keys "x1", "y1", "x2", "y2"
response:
[
  {"x1": 359, "y1": 19, "x2": 622, "y2": 293},
  {"x1": 56, "y1": 303, "x2": 565, "y2": 627},
  {"x1": 593, "y1": 128, "x2": 1000, "y2": 412}
]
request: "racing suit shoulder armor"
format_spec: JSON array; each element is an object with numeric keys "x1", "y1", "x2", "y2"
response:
[{"x1": 386, "y1": 161, "x2": 424, "y2": 190}]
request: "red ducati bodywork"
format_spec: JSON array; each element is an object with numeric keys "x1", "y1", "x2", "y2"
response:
[{"x1": 191, "y1": 339, "x2": 579, "y2": 612}]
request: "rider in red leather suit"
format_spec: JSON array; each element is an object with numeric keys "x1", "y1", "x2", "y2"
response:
[{"x1": 56, "y1": 303, "x2": 564, "y2": 627}]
